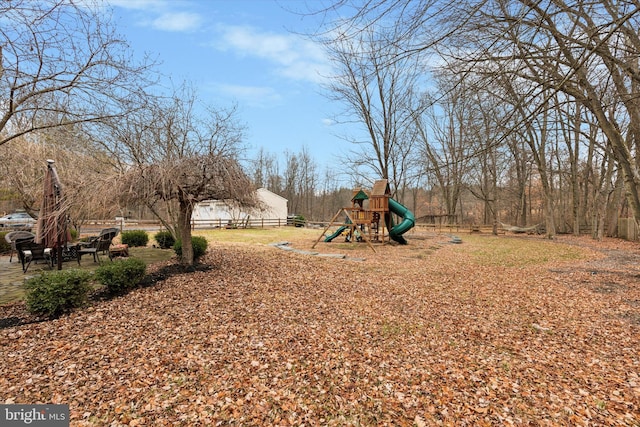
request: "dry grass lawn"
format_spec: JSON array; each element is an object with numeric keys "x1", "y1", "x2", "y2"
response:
[{"x1": 1, "y1": 228, "x2": 639, "y2": 426}]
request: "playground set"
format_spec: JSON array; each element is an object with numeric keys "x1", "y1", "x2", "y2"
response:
[{"x1": 312, "y1": 179, "x2": 415, "y2": 252}]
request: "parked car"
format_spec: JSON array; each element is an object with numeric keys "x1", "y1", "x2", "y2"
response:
[{"x1": 0, "y1": 212, "x2": 36, "y2": 229}]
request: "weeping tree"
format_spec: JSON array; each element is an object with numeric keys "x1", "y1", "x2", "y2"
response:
[
  {"x1": 118, "y1": 154, "x2": 257, "y2": 266},
  {"x1": 0, "y1": 128, "x2": 120, "y2": 232},
  {"x1": 93, "y1": 82, "x2": 256, "y2": 265}
]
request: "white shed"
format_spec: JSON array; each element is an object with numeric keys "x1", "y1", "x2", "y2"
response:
[
  {"x1": 253, "y1": 188, "x2": 288, "y2": 220},
  {"x1": 192, "y1": 188, "x2": 288, "y2": 226}
]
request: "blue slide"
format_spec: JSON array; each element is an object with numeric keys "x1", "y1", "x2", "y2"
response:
[{"x1": 387, "y1": 198, "x2": 415, "y2": 244}]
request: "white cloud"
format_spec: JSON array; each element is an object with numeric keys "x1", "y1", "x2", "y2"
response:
[
  {"x1": 214, "y1": 25, "x2": 332, "y2": 83},
  {"x1": 151, "y1": 12, "x2": 202, "y2": 32},
  {"x1": 212, "y1": 84, "x2": 283, "y2": 108},
  {"x1": 106, "y1": 0, "x2": 202, "y2": 32},
  {"x1": 106, "y1": 0, "x2": 166, "y2": 11}
]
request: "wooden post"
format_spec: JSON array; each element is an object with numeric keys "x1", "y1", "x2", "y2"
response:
[{"x1": 312, "y1": 209, "x2": 343, "y2": 249}]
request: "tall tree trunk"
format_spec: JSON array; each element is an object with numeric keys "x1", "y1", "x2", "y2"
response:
[
  {"x1": 593, "y1": 153, "x2": 615, "y2": 240},
  {"x1": 177, "y1": 196, "x2": 194, "y2": 266},
  {"x1": 570, "y1": 103, "x2": 582, "y2": 235}
]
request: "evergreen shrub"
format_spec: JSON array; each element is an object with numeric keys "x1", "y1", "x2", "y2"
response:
[
  {"x1": 174, "y1": 236, "x2": 208, "y2": 261},
  {"x1": 0, "y1": 231, "x2": 10, "y2": 253},
  {"x1": 121, "y1": 230, "x2": 149, "y2": 247},
  {"x1": 25, "y1": 270, "x2": 92, "y2": 317},
  {"x1": 154, "y1": 231, "x2": 175, "y2": 249},
  {"x1": 95, "y1": 258, "x2": 147, "y2": 295}
]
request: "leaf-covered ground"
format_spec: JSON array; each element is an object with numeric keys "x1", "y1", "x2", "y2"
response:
[{"x1": 1, "y1": 233, "x2": 639, "y2": 426}]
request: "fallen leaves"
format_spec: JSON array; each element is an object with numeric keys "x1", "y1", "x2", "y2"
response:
[{"x1": 1, "y1": 233, "x2": 639, "y2": 425}]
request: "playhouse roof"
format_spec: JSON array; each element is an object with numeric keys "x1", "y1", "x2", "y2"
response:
[
  {"x1": 371, "y1": 179, "x2": 390, "y2": 197},
  {"x1": 351, "y1": 189, "x2": 369, "y2": 201}
]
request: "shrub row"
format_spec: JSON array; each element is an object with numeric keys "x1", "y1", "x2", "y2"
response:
[
  {"x1": 6, "y1": 228, "x2": 206, "y2": 258},
  {"x1": 120, "y1": 229, "x2": 201, "y2": 255},
  {"x1": 25, "y1": 258, "x2": 147, "y2": 318},
  {"x1": 24, "y1": 230, "x2": 209, "y2": 317},
  {"x1": 152, "y1": 231, "x2": 209, "y2": 260},
  {"x1": 150, "y1": 230, "x2": 209, "y2": 261}
]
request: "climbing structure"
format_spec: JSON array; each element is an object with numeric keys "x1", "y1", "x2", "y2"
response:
[
  {"x1": 369, "y1": 179, "x2": 390, "y2": 242},
  {"x1": 312, "y1": 179, "x2": 415, "y2": 251}
]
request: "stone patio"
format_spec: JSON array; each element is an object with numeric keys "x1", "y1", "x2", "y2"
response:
[{"x1": 0, "y1": 254, "x2": 56, "y2": 304}]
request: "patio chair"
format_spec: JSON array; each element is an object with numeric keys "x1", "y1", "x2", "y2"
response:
[
  {"x1": 4, "y1": 230, "x2": 36, "y2": 263},
  {"x1": 76, "y1": 227, "x2": 119, "y2": 264},
  {"x1": 15, "y1": 238, "x2": 52, "y2": 273}
]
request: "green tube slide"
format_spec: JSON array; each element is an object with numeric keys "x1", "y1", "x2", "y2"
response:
[
  {"x1": 387, "y1": 198, "x2": 415, "y2": 244},
  {"x1": 324, "y1": 225, "x2": 348, "y2": 242}
]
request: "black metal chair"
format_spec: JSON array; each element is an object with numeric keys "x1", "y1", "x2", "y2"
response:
[
  {"x1": 4, "y1": 230, "x2": 36, "y2": 263},
  {"x1": 76, "y1": 228, "x2": 119, "y2": 264},
  {"x1": 49, "y1": 243, "x2": 79, "y2": 266},
  {"x1": 15, "y1": 238, "x2": 52, "y2": 273}
]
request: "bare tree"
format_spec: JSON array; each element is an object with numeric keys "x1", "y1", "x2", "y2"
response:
[
  {"x1": 251, "y1": 148, "x2": 283, "y2": 195},
  {"x1": 323, "y1": 0, "x2": 640, "y2": 234},
  {"x1": 412, "y1": 75, "x2": 476, "y2": 222},
  {"x1": 251, "y1": 148, "x2": 270, "y2": 189},
  {"x1": 277, "y1": 147, "x2": 320, "y2": 220},
  {"x1": 321, "y1": 24, "x2": 426, "y2": 191},
  {"x1": 297, "y1": 147, "x2": 319, "y2": 220},
  {"x1": 0, "y1": 0, "x2": 155, "y2": 147},
  {"x1": 463, "y1": 89, "x2": 510, "y2": 234},
  {"x1": 282, "y1": 151, "x2": 301, "y2": 215},
  {"x1": 451, "y1": 0, "x2": 640, "y2": 231},
  {"x1": 118, "y1": 155, "x2": 255, "y2": 265},
  {"x1": 504, "y1": 129, "x2": 534, "y2": 228},
  {"x1": 97, "y1": 84, "x2": 255, "y2": 265}
]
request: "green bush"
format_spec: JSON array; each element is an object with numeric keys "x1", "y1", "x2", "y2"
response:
[
  {"x1": 0, "y1": 231, "x2": 10, "y2": 254},
  {"x1": 192, "y1": 236, "x2": 208, "y2": 259},
  {"x1": 174, "y1": 236, "x2": 208, "y2": 261},
  {"x1": 294, "y1": 215, "x2": 306, "y2": 227},
  {"x1": 69, "y1": 228, "x2": 79, "y2": 241},
  {"x1": 154, "y1": 231, "x2": 175, "y2": 249},
  {"x1": 121, "y1": 230, "x2": 149, "y2": 247},
  {"x1": 95, "y1": 258, "x2": 147, "y2": 295},
  {"x1": 25, "y1": 270, "x2": 92, "y2": 318}
]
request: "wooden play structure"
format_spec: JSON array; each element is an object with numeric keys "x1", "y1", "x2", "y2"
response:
[{"x1": 313, "y1": 179, "x2": 415, "y2": 252}]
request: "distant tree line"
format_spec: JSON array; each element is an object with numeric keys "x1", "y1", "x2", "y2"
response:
[
  {"x1": 303, "y1": 0, "x2": 640, "y2": 239},
  {"x1": 2, "y1": 0, "x2": 640, "y2": 244}
]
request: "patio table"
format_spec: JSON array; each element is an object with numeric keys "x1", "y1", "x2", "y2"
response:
[{"x1": 49, "y1": 244, "x2": 79, "y2": 265}]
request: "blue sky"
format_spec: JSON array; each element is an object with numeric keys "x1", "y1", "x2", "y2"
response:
[{"x1": 106, "y1": 0, "x2": 352, "y2": 178}]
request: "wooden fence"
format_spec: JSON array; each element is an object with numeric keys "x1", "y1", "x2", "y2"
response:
[
  {"x1": 78, "y1": 218, "x2": 300, "y2": 234},
  {"x1": 190, "y1": 218, "x2": 298, "y2": 229}
]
